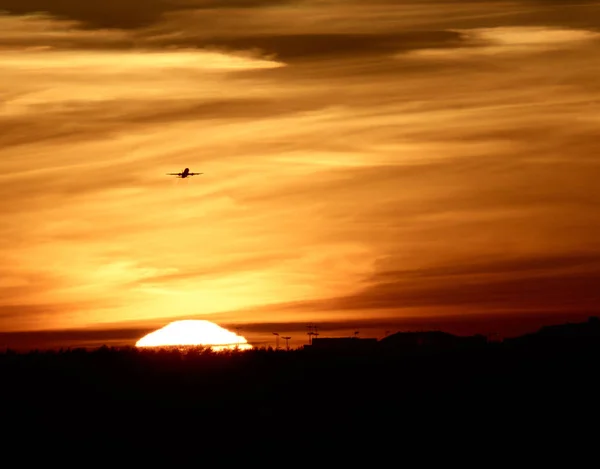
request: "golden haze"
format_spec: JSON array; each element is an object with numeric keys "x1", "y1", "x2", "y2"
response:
[{"x1": 1, "y1": 1, "x2": 600, "y2": 348}]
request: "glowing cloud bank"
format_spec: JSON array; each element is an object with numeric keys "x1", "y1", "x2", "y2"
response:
[{"x1": 136, "y1": 320, "x2": 252, "y2": 350}]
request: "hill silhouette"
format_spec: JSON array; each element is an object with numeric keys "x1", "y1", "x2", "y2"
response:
[{"x1": 1, "y1": 317, "x2": 598, "y2": 457}]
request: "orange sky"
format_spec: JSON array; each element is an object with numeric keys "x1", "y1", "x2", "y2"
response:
[{"x1": 1, "y1": 1, "x2": 600, "y2": 348}]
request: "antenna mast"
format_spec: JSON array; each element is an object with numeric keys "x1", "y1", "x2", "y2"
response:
[{"x1": 306, "y1": 323, "x2": 314, "y2": 345}]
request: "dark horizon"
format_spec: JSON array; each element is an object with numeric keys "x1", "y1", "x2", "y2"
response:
[{"x1": 1, "y1": 310, "x2": 596, "y2": 352}]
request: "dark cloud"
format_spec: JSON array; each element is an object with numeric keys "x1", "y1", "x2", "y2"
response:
[
  {"x1": 2, "y1": 0, "x2": 597, "y2": 29},
  {"x1": 0, "y1": 0, "x2": 169, "y2": 29},
  {"x1": 0, "y1": 0, "x2": 299, "y2": 29},
  {"x1": 3, "y1": 1, "x2": 598, "y2": 65},
  {"x1": 189, "y1": 251, "x2": 600, "y2": 322},
  {"x1": 340, "y1": 271, "x2": 600, "y2": 311},
  {"x1": 271, "y1": 254, "x2": 600, "y2": 313},
  {"x1": 370, "y1": 253, "x2": 600, "y2": 282},
  {"x1": 166, "y1": 31, "x2": 468, "y2": 62}
]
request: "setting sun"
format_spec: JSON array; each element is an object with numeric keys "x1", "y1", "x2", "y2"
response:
[{"x1": 136, "y1": 320, "x2": 253, "y2": 350}]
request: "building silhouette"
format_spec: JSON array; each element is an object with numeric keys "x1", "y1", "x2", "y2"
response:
[{"x1": 306, "y1": 337, "x2": 379, "y2": 351}]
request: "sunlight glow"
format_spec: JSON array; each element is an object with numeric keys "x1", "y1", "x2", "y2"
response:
[
  {"x1": 0, "y1": 50, "x2": 284, "y2": 71},
  {"x1": 135, "y1": 320, "x2": 253, "y2": 350}
]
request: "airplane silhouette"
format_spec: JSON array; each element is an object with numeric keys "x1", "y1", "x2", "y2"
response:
[{"x1": 166, "y1": 168, "x2": 203, "y2": 178}]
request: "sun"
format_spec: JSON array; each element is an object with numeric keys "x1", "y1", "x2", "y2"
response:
[{"x1": 136, "y1": 320, "x2": 253, "y2": 350}]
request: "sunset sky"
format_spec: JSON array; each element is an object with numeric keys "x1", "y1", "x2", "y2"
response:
[{"x1": 1, "y1": 1, "x2": 599, "y2": 349}]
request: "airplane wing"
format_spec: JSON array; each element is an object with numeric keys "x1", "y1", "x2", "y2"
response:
[
  {"x1": 189, "y1": 173, "x2": 204, "y2": 176},
  {"x1": 166, "y1": 173, "x2": 182, "y2": 175}
]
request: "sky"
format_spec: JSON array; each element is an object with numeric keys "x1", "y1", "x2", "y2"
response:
[{"x1": 1, "y1": 1, "x2": 600, "y2": 349}]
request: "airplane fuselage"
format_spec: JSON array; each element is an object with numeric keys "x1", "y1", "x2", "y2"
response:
[{"x1": 167, "y1": 167, "x2": 202, "y2": 178}]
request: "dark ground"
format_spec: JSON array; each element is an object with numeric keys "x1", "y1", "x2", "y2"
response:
[{"x1": 1, "y1": 322, "x2": 599, "y2": 460}]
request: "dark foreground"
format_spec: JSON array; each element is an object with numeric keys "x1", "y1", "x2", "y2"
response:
[{"x1": 2, "y1": 331, "x2": 599, "y2": 459}]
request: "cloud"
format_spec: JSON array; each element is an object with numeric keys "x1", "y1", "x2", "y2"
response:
[
  {"x1": 0, "y1": 0, "x2": 177, "y2": 29},
  {"x1": 229, "y1": 252, "x2": 600, "y2": 318},
  {"x1": 2, "y1": 0, "x2": 600, "y2": 40},
  {"x1": 0, "y1": 13, "x2": 133, "y2": 49},
  {"x1": 337, "y1": 271, "x2": 600, "y2": 313},
  {"x1": 1, "y1": 1, "x2": 600, "y2": 338},
  {"x1": 0, "y1": 301, "x2": 118, "y2": 331},
  {"x1": 148, "y1": 30, "x2": 469, "y2": 63},
  {"x1": 134, "y1": 252, "x2": 304, "y2": 286},
  {"x1": 0, "y1": 271, "x2": 60, "y2": 303},
  {"x1": 0, "y1": 96, "x2": 321, "y2": 152},
  {"x1": 408, "y1": 26, "x2": 600, "y2": 59},
  {"x1": 369, "y1": 253, "x2": 600, "y2": 282},
  {"x1": 0, "y1": 1, "x2": 305, "y2": 30}
]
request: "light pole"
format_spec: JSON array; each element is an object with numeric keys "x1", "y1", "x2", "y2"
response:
[
  {"x1": 306, "y1": 323, "x2": 314, "y2": 345},
  {"x1": 282, "y1": 336, "x2": 291, "y2": 351},
  {"x1": 272, "y1": 332, "x2": 280, "y2": 350}
]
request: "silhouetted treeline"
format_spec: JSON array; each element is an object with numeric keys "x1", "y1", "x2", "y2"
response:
[{"x1": 2, "y1": 318, "x2": 599, "y2": 454}]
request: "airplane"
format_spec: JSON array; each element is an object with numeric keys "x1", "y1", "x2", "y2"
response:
[{"x1": 166, "y1": 168, "x2": 203, "y2": 178}]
